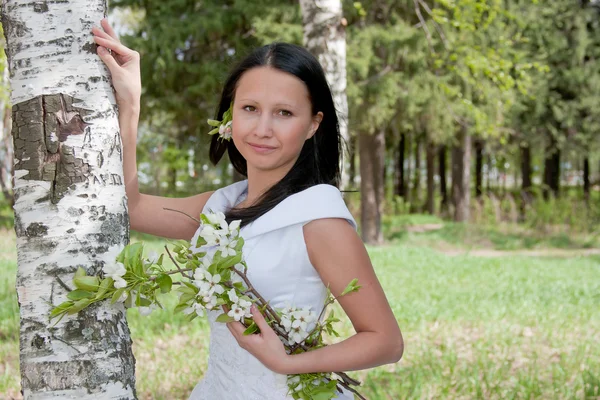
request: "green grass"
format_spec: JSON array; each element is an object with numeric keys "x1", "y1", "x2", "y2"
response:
[{"x1": 1, "y1": 229, "x2": 600, "y2": 399}]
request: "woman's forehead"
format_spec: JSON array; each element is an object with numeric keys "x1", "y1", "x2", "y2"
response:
[{"x1": 235, "y1": 67, "x2": 310, "y2": 105}]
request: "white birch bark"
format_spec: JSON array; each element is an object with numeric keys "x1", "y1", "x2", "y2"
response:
[
  {"x1": 2, "y1": 1, "x2": 137, "y2": 398},
  {"x1": 1, "y1": 38, "x2": 13, "y2": 202},
  {"x1": 299, "y1": 0, "x2": 351, "y2": 190}
]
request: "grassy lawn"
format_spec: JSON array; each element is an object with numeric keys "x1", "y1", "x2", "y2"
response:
[{"x1": 1, "y1": 228, "x2": 599, "y2": 399}]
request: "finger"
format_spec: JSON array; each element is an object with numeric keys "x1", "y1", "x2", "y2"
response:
[
  {"x1": 228, "y1": 321, "x2": 246, "y2": 336},
  {"x1": 251, "y1": 305, "x2": 271, "y2": 333},
  {"x1": 101, "y1": 18, "x2": 120, "y2": 42},
  {"x1": 96, "y1": 46, "x2": 120, "y2": 71},
  {"x1": 93, "y1": 36, "x2": 135, "y2": 58},
  {"x1": 92, "y1": 26, "x2": 115, "y2": 42}
]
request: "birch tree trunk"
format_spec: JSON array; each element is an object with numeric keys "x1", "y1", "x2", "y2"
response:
[
  {"x1": 0, "y1": 32, "x2": 14, "y2": 206},
  {"x1": 2, "y1": 1, "x2": 137, "y2": 398},
  {"x1": 299, "y1": 0, "x2": 350, "y2": 189}
]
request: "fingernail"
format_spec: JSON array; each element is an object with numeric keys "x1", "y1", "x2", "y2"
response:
[{"x1": 97, "y1": 46, "x2": 106, "y2": 53}]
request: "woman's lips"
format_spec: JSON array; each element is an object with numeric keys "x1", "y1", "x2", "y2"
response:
[{"x1": 248, "y1": 143, "x2": 277, "y2": 154}]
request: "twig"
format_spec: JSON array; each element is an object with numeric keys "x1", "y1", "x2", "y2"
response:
[
  {"x1": 163, "y1": 207, "x2": 201, "y2": 224},
  {"x1": 414, "y1": 0, "x2": 434, "y2": 52},
  {"x1": 162, "y1": 247, "x2": 193, "y2": 280}
]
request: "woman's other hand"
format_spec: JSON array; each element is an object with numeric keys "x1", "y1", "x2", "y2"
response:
[{"x1": 92, "y1": 18, "x2": 141, "y2": 111}]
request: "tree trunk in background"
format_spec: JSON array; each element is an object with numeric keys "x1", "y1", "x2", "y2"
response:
[
  {"x1": 583, "y1": 157, "x2": 590, "y2": 202},
  {"x1": 394, "y1": 131, "x2": 405, "y2": 198},
  {"x1": 359, "y1": 130, "x2": 385, "y2": 245},
  {"x1": 451, "y1": 128, "x2": 471, "y2": 222},
  {"x1": 348, "y1": 133, "x2": 357, "y2": 188},
  {"x1": 3, "y1": 1, "x2": 136, "y2": 398},
  {"x1": 521, "y1": 144, "x2": 532, "y2": 193},
  {"x1": 425, "y1": 138, "x2": 435, "y2": 214},
  {"x1": 543, "y1": 138, "x2": 560, "y2": 199},
  {"x1": 438, "y1": 145, "x2": 448, "y2": 213},
  {"x1": 299, "y1": 0, "x2": 350, "y2": 189},
  {"x1": 405, "y1": 130, "x2": 412, "y2": 205},
  {"x1": 411, "y1": 134, "x2": 421, "y2": 211},
  {"x1": 474, "y1": 139, "x2": 484, "y2": 197}
]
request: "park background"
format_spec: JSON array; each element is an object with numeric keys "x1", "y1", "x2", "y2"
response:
[{"x1": 1, "y1": 0, "x2": 600, "y2": 399}]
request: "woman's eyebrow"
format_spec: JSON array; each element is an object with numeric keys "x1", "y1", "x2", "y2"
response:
[{"x1": 237, "y1": 98, "x2": 297, "y2": 109}]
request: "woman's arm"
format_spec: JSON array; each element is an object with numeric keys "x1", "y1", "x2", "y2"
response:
[
  {"x1": 279, "y1": 218, "x2": 403, "y2": 374},
  {"x1": 94, "y1": 19, "x2": 214, "y2": 240}
]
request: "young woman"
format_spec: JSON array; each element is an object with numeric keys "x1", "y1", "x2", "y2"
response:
[{"x1": 93, "y1": 18, "x2": 403, "y2": 400}]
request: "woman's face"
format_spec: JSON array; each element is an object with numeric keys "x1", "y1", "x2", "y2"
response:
[{"x1": 231, "y1": 66, "x2": 322, "y2": 175}]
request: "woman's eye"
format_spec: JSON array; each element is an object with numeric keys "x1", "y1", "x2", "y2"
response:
[
  {"x1": 279, "y1": 110, "x2": 292, "y2": 117},
  {"x1": 243, "y1": 105, "x2": 256, "y2": 112}
]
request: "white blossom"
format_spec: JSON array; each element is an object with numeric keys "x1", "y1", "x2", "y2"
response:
[
  {"x1": 228, "y1": 304, "x2": 246, "y2": 321},
  {"x1": 113, "y1": 276, "x2": 128, "y2": 289},
  {"x1": 228, "y1": 288, "x2": 239, "y2": 304},
  {"x1": 102, "y1": 261, "x2": 127, "y2": 280}
]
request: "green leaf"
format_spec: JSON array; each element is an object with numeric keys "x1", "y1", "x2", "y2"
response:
[
  {"x1": 243, "y1": 322, "x2": 258, "y2": 335},
  {"x1": 215, "y1": 313, "x2": 235, "y2": 323},
  {"x1": 50, "y1": 301, "x2": 73, "y2": 318},
  {"x1": 178, "y1": 292, "x2": 196, "y2": 304},
  {"x1": 74, "y1": 266, "x2": 86, "y2": 279},
  {"x1": 156, "y1": 274, "x2": 173, "y2": 294},
  {"x1": 340, "y1": 278, "x2": 361, "y2": 296},
  {"x1": 73, "y1": 276, "x2": 100, "y2": 292},
  {"x1": 157, "y1": 254, "x2": 164, "y2": 266},
  {"x1": 207, "y1": 119, "x2": 221, "y2": 127},
  {"x1": 174, "y1": 302, "x2": 190, "y2": 313},
  {"x1": 67, "y1": 289, "x2": 95, "y2": 301},
  {"x1": 195, "y1": 235, "x2": 207, "y2": 248},
  {"x1": 68, "y1": 298, "x2": 92, "y2": 314},
  {"x1": 111, "y1": 288, "x2": 126, "y2": 304},
  {"x1": 96, "y1": 278, "x2": 113, "y2": 299}
]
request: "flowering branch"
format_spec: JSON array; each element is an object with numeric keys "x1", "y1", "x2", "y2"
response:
[{"x1": 49, "y1": 210, "x2": 364, "y2": 400}]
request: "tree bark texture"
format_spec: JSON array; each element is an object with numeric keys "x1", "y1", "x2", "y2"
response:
[
  {"x1": 394, "y1": 131, "x2": 405, "y2": 198},
  {"x1": 411, "y1": 134, "x2": 421, "y2": 210},
  {"x1": 425, "y1": 138, "x2": 435, "y2": 215},
  {"x1": 299, "y1": 0, "x2": 350, "y2": 189},
  {"x1": 521, "y1": 144, "x2": 532, "y2": 193},
  {"x1": 451, "y1": 128, "x2": 471, "y2": 222},
  {"x1": 474, "y1": 139, "x2": 483, "y2": 198},
  {"x1": 359, "y1": 129, "x2": 384, "y2": 245},
  {"x1": 2, "y1": 1, "x2": 137, "y2": 398},
  {"x1": 543, "y1": 139, "x2": 560, "y2": 199},
  {"x1": 583, "y1": 157, "x2": 590, "y2": 201},
  {"x1": 438, "y1": 145, "x2": 448, "y2": 213}
]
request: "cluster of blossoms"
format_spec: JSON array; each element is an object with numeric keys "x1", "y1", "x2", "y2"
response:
[
  {"x1": 51, "y1": 210, "x2": 364, "y2": 400},
  {"x1": 190, "y1": 211, "x2": 241, "y2": 256},
  {"x1": 206, "y1": 102, "x2": 233, "y2": 142},
  {"x1": 279, "y1": 304, "x2": 319, "y2": 345}
]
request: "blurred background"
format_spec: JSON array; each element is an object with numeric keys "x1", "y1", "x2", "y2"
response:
[{"x1": 1, "y1": 1, "x2": 599, "y2": 399}]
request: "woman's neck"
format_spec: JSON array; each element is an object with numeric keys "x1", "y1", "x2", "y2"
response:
[{"x1": 244, "y1": 165, "x2": 289, "y2": 205}]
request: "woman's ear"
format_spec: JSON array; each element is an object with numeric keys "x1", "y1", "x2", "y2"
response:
[{"x1": 307, "y1": 111, "x2": 324, "y2": 140}]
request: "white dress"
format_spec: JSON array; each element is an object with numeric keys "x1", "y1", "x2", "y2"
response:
[{"x1": 188, "y1": 180, "x2": 357, "y2": 400}]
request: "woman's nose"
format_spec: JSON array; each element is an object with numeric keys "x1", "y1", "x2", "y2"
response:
[{"x1": 254, "y1": 114, "x2": 273, "y2": 137}]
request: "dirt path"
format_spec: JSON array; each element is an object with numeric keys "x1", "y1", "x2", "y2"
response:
[{"x1": 440, "y1": 248, "x2": 600, "y2": 258}]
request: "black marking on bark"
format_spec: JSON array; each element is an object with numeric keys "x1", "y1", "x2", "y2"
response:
[
  {"x1": 88, "y1": 76, "x2": 101, "y2": 83},
  {"x1": 33, "y1": 2, "x2": 50, "y2": 13},
  {"x1": 25, "y1": 222, "x2": 49, "y2": 237},
  {"x1": 97, "y1": 152, "x2": 104, "y2": 168},
  {"x1": 81, "y1": 41, "x2": 97, "y2": 54},
  {"x1": 32, "y1": 334, "x2": 47, "y2": 349}
]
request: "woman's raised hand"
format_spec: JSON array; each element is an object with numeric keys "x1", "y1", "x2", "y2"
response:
[{"x1": 92, "y1": 19, "x2": 141, "y2": 111}]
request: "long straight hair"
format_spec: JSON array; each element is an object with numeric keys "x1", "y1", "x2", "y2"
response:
[{"x1": 209, "y1": 43, "x2": 342, "y2": 227}]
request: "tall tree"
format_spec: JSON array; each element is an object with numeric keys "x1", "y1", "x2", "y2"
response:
[
  {"x1": 0, "y1": 28, "x2": 13, "y2": 206},
  {"x1": 300, "y1": 0, "x2": 351, "y2": 189},
  {"x1": 2, "y1": 1, "x2": 136, "y2": 398}
]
